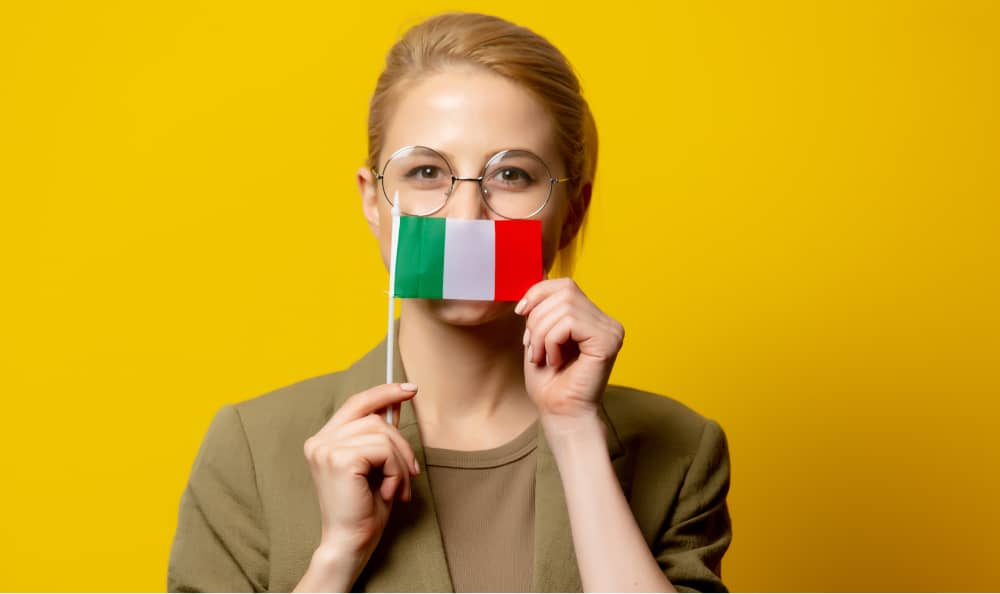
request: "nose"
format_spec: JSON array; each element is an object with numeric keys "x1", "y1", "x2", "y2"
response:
[{"x1": 445, "y1": 177, "x2": 489, "y2": 220}]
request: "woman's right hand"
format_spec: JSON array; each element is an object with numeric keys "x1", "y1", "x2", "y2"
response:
[{"x1": 296, "y1": 383, "x2": 420, "y2": 591}]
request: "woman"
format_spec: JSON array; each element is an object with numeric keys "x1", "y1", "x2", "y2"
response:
[{"x1": 168, "y1": 12, "x2": 732, "y2": 593}]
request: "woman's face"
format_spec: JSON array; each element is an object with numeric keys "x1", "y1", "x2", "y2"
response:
[{"x1": 357, "y1": 66, "x2": 577, "y2": 326}]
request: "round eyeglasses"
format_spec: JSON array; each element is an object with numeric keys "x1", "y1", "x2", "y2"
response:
[{"x1": 372, "y1": 145, "x2": 572, "y2": 219}]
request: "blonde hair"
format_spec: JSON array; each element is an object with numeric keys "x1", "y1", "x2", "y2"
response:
[{"x1": 366, "y1": 12, "x2": 598, "y2": 276}]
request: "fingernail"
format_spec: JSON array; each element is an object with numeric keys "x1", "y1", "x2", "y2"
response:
[
  {"x1": 514, "y1": 298, "x2": 527, "y2": 315},
  {"x1": 522, "y1": 328, "x2": 530, "y2": 347},
  {"x1": 401, "y1": 383, "x2": 418, "y2": 391},
  {"x1": 545, "y1": 354, "x2": 550, "y2": 367},
  {"x1": 414, "y1": 459, "x2": 420, "y2": 474},
  {"x1": 527, "y1": 345, "x2": 533, "y2": 361}
]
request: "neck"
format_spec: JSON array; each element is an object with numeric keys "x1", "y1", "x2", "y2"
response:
[{"x1": 397, "y1": 301, "x2": 538, "y2": 443}]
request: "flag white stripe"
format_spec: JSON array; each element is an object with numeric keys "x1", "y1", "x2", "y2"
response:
[{"x1": 442, "y1": 219, "x2": 495, "y2": 300}]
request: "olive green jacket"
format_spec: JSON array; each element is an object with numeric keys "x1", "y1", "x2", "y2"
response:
[{"x1": 167, "y1": 332, "x2": 732, "y2": 592}]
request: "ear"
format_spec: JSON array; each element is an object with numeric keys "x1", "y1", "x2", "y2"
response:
[
  {"x1": 558, "y1": 181, "x2": 592, "y2": 249},
  {"x1": 357, "y1": 166, "x2": 380, "y2": 238}
]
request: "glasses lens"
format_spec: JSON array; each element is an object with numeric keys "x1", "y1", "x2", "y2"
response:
[
  {"x1": 482, "y1": 151, "x2": 552, "y2": 218},
  {"x1": 382, "y1": 147, "x2": 452, "y2": 216}
]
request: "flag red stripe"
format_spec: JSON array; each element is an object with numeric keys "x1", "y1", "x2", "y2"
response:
[{"x1": 494, "y1": 219, "x2": 543, "y2": 301}]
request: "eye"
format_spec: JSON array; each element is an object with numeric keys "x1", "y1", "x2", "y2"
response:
[
  {"x1": 492, "y1": 167, "x2": 533, "y2": 185},
  {"x1": 405, "y1": 165, "x2": 447, "y2": 180}
]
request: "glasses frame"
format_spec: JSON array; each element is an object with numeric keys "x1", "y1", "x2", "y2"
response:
[{"x1": 372, "y1": 144, "x2": 573, "y2": 219}]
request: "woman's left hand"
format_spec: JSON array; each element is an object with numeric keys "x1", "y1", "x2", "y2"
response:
[{"x1": 515, "y1": 278, "x2": 625, "y2": 423}]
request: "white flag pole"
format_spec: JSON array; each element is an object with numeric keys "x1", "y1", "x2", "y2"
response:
[{"x1": 385, "y1": 192, "x2": 401, "y2": 425}]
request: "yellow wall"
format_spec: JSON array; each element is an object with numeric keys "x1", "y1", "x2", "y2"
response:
[{"x1": 2, "y1": 1, "x2": 997, "y2": 590}]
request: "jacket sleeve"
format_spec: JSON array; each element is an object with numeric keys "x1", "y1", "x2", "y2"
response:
[
  {"x1": 656, "y1": 418, "x2": 733, "y2": 593},
  {"x1": 167, "y1": 404, "x2": 270, "y2": 592}
]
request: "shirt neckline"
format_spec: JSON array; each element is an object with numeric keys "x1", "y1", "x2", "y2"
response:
[{"x1": 422, "y1": 418, "x2": 540, "y2": 469}]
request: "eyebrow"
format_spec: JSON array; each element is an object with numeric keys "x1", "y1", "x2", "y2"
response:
[{"x1": 436, "y1": 147, "x2": 540, "y2": 162}]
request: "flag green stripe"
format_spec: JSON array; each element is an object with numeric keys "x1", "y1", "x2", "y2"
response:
[{"x1": 394, "y1": 216, "x2": 445, "y2": 298}]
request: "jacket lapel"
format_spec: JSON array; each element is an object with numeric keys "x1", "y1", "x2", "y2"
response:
[
  {"x1": 344, "y1": 322, "x2": 626, "y2": 593},
  {"x1": 347, "y1": 326, "x2": 455, "y2": 592}
]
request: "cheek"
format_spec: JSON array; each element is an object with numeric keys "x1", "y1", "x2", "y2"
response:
[
  {"x1": 375, "y1": 203, "x2": 394, "y2": 269},
  {"x1": 540, "y1": 219, "x2": 561, "y2": 273},
  {"x1": 539, "y1": 199, "x2": 570, "y2": 273}
]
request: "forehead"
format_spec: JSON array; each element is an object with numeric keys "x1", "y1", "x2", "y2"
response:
[{"x1": 382, "y1": 67, "x2": 559, "y2": 171}]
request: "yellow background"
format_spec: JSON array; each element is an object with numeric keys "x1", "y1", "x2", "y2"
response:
[{"x1": 2, "y1": 0, "x2": 997, "y2": 591}]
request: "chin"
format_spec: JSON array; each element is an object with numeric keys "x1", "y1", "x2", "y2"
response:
[{"x1": 425, "y1": 299, "x2": 516, "y2": 327}]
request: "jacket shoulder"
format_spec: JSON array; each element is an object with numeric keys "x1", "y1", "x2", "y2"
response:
[
  {"x1": 224, "y1": 363, "x2": 365, "y2": 456},
  {"x1": 602, "y1": 384, "x2": 719, "y2": 459}
]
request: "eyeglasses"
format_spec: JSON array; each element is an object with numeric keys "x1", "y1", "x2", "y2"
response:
[{"x1": 372, "y1": 145, "x2": 572, "y2": 219}]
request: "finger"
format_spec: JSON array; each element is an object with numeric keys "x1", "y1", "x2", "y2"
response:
[
  {"x1": 380, "y1": 473, "x2": 402, "y2": 502},
  {"x1": 535, "y1": 306, "x2": 598, "y2": 368},
  {"x1": 334, "y1": 414, "x2": 420, "y2": 475},
  {"x1": 377, "y1": 401, "x2": 404, "y2": 428},
  {"x1": 373, "y1": 402, "x2": 401, "y2": 429},
  {"x1": 542, "y1": 316, "x2": 577, "y2": 369},
  {"x1": 375, "y1": 440, "x2": 411, "y2": 502},
  {"x1": 333, "y1": 430, "x2": 415, "y2": 500},
  {"x1": 325, "y1": 383, "x2": 418, "y2": 430},
  {"x1": 523, "y1": 285, "x2": 569, "y2": 334},
  {"x1": 521, "y1": 284, "x2": 577, "y2": 355},
  {"x1": 338, "y1": 439, "x2": 410, "y2": 502},
  {"x1": 514, "y1": 277, "x2": 577, "y2": 318},
  {"x1": 359, "y1": 436, "x2": 411, "y2": 502},
  {"x1": 527, "y1": 302, "x2": 571, "y2": 366}
]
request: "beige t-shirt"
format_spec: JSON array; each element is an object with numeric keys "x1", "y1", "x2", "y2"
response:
[{"x1": 423, "y1": 419, "x2": 540, "y2": 592}]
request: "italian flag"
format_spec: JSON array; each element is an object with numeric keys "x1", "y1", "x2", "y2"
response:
[{"x1": 391, "y1": 216, "x2": 542, "y2": 301}]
